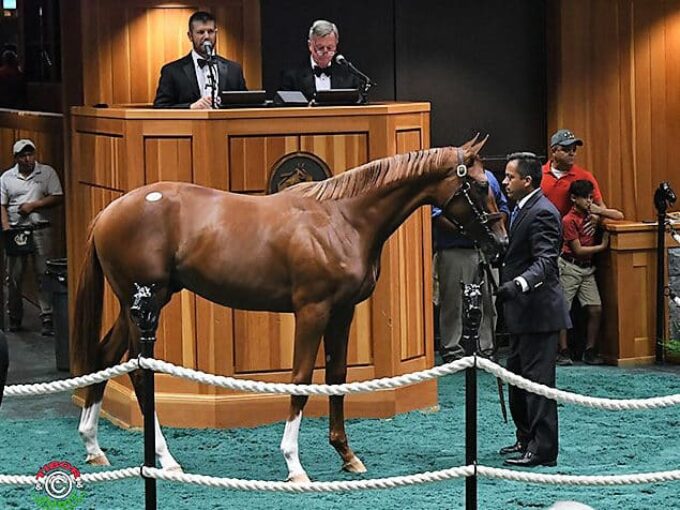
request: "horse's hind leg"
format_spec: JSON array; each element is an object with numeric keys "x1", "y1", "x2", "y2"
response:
[
  {"x1": 280, "y1": 302, "x2": 330, "y2": 483},
  {"x1": 127, "y1": 325, "x2": 182, "y2": 472},
  {"x1": 78, "y1": 315, "x2": 129, "y2": 466},
  {"x1": 323, "y1": 305, "x2": 367, "y2": 474}
]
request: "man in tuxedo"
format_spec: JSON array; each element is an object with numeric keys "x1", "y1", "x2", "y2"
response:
[
  {"x1": 279, "y1": 19, "x2": 362, "y2": 100},
  {"x1": 496, "y1": 152, "x2": 571, "y2": 467},
  {"x1": 153, "y1": 11, "x2": 246, "y2": 109}
]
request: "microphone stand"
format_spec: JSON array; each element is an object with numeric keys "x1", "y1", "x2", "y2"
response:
[{"x1": 205, "y1": 49, "x2": 217, "y2": 109}]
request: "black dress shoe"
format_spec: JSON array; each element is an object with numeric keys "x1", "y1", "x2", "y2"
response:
[
  {"x1": 504, "y1": 451, "x2": 556, "y2": 467},
  {"x1": 499, "y1": 441, "x2": 526, "y2": 455}
]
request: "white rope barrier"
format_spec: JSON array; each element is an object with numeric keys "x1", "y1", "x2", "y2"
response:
[
  {"x1": 477, "y1": 466, "x2": 680, "y2": 486},
  {"x1": 2, "y1": 360, "x2": 140, "y2": 397},
  {"x1": 476, "y1": 357, "x2": 680, "y2": 410},
  {"x1": 138, "y1": 356, "x2": 473, "y2": 396},
  {"x1": 5, "y1": 357, "x2": 680, "y2": 412},
  {"x1": 6, "y1": 464, "x2": 680, "y2": 491},
  {"x1": 2, "y1": 355, "x2": 680, "y2": 494}
]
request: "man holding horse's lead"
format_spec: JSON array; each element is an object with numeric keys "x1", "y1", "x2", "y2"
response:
[{"x1": 1, "y1": 139, "x2": 63, "y2": 336}]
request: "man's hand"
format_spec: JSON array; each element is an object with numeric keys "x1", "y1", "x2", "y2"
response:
[
  {"x1": 496, "y1": 280, "x2": 522, "y2": 301},
  {"x1": 190, "y1": 96, "x2": 213, "y2": 109},
  {"x1": 18, "y1": 202, "x2": 36, "y2": 216}
]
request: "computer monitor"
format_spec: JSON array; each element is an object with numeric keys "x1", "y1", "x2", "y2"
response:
[
  {"x1": 312, "y1": 89, "x2": 363, "y2": 106},
  {"x1": 219, "y1": 90, "x2": 267, "y2": 108}
]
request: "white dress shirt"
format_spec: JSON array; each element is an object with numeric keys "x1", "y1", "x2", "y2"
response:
[
  {"x1": 192, "y1": 50, "x2": 220, "y2": 106},
  {"x1": 513, "y1": 187, "x2": 542, "y2": 292},
  {"x1": 311, "y1": 57, "x2": 331, "y2": 92}
]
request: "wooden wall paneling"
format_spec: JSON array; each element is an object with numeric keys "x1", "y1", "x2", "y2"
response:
[
  {"x1": 632, "y1": 2, "x2": 654, "y2": 221},
  {"x1": 589, "y1": 0, "x2": 622, "y2": 216},
  {"x1": 666, "y1": 2, "x2": 680, "y2": 189},
  {"x1": 649, "y1": 2, "x2": 668, "y2": 193},
  {"x1": 241, "y1": 0, "x2": 262, "y2": 89},
  {"x1": 81, "y1": 1, "x2": 261, "y2": 106},
  {"x1": 229, "y1": 135, "x2": 299, "y2": 192},
  {"x1": 552, "y1": 0, "x2": 680, "y2": 221}
]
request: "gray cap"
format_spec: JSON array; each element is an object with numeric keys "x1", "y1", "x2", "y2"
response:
[
  {"x1": 550, "y1": 129, "x2": 583, "y2": 148},
  {"x1": 13, "y1": 139, "x2": 36, "y2": 156}
]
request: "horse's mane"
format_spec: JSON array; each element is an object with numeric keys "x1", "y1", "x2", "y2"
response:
[{"x1": 285, "y1": 146, "x2": 461, "y2": 200}]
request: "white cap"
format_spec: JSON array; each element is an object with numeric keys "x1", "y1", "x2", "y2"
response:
[{"x1": 13, "y1": 139, "x2": 36, "y2": 156}]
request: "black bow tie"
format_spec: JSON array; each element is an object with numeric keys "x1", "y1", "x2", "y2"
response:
[
  {"x1": 313, "y1": 66, "x2": 332, "y2": 78},
  {"x1": 197, "y1": 58, "x2": 213, "y2": 69}
]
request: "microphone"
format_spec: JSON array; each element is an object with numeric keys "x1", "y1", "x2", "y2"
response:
[
  {"x1": 334, "y1": 54, "x2": 376, "y2": 86},
  {"x1": 202, "y1": 40, "x2": 214, "y2": 58}
]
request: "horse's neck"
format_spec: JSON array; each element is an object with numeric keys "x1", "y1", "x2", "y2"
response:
[{"x1": 347, "y1": 177, "x2": 432, "y2": 250}]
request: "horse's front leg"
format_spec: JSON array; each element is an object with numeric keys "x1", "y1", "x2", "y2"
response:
[
  {"x1": 324, "y1": 305, "x2": 367, "y2": 473},
  {"x1": 280, "y1": 302, "x2": 329, "y2": 483}
]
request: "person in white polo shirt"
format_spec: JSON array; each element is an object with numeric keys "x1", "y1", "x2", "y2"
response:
[{"x1": 1, "y1": 139, "x2": 63, "y2": 335}]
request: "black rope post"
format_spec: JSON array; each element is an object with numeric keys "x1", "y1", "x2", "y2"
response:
[
  {"x1": 654, "y1": 182, "x2": 677, "y2": 364},
  {"x1": 461, "y1": 282, "x2": 483, "y2": 510},
  {"x1": 130, "y1": 283, "x2": 160, "y2": 510}
]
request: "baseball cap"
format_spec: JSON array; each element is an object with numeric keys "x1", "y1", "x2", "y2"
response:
[
  {"x1": 550, "y1": 129, "x2": 583, "y2": 148},
  {"x1": 13, "y1": 139, "x2": 36, "y2": 156}
]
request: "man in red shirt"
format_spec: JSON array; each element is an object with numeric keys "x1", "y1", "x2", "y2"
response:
[{"x1": 541, "y1": 129, "x2": 610, "y2": 217}]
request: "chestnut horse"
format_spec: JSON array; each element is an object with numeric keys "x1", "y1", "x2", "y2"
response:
[{"x1": 72, "y1": 138, "x2": 507, "y2": 482}]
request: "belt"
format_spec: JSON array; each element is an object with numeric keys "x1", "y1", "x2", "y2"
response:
[{"x1": 560, "y1": 253, "x2": 592, "y2": 268}]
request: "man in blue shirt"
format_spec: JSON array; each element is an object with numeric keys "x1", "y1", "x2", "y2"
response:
[{"x1": 433, "y1": 170, "x2": 509, "y2": 362}]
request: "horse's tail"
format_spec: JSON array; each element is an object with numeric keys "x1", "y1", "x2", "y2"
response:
[{"x1": 71, "y1": 219, "x2": 105, "y2": 376}]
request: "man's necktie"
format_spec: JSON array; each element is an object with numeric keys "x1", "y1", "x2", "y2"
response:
[
  {"x1": 313, "y1": 66, "x2": 332, "y2": 78},
  {"x1": 197, "y1": 58, "x2": 211, "y2": 68},
  {"x1": 509, "y1": 206, "x2": 519, "y2": 229}
]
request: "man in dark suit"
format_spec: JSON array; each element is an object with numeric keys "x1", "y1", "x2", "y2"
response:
[
  {"x1": 153, "y1": 11, "x2": 246, "y2": 109},
  {"x1": 496, "y1": 152, "x2": 571, "y2": 467},
  {"x1": 279, "y1": 19, "x2": 362, "y2": 100}
]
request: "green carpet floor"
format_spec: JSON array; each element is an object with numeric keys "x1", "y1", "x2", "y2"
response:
[{"x1": 1, "y1": 364, "x2": 680, "y2": 509}]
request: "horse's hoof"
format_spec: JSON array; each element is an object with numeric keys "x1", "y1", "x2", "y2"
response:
[
  {"x1": 287, "y1": 473, "x2": 311, "y2": 484},
  {"x1": 86, "y1": 454, "x2": 111, "y2": 466},
  {"x1": 342, "y1": 456, "x2": 367, "y2": 474}
]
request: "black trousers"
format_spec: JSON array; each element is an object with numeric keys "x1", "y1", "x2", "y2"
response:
[
  {"x1": 507, "y1": 331, "x2": 559, "y2": 460},
  {"x1": 0, "y1": 331, "x2": 8, "y2": 408}
]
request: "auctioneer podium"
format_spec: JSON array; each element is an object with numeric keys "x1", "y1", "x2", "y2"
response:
[{"x1": 69, "y1": 102, "x2": 436, "y2": 428}]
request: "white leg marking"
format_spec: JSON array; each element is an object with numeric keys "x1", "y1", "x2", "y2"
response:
[
  {"x1": 280, "y1": 412, "x2": 308, "y2": 481},
  {"x1": 78, "y1": 402, "x2": 109, "y2": 464},
  {"x1": 154, "y1": 413, "x2": 181, "y2": 471}
]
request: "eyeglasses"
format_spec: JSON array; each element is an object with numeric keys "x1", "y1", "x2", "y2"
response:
[{"x1": 556, "y1": 146, "x2": 577, "y2": 153}]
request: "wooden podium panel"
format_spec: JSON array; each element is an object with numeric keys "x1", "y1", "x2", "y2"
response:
[
  {"x1": 599, "y1": 221, "x2": 678, "y2": 366},
  {"x1": 70, "y1": 102, "x2": 436, "y2": 428}
]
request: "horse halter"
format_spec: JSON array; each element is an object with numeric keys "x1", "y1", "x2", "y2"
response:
[{"x1": 439, "y1": 148, "x2": 502, "y2": 240}]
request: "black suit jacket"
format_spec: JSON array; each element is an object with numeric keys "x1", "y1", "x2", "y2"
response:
[
  {"x1": 501, "y1": 190, "x2": 571, "y2": 334},
  {"x1": 279, "y1": 64, "x2": 362, "y2": 100},
  {"x1": 153, "y1": 53, "x2": 247, "y2": 108}
]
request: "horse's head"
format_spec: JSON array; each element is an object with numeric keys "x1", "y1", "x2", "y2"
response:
[{"x1": 433, "y1": 136, "x2": 508, "y2": 264}]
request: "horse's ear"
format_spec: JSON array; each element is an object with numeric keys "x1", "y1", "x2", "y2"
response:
[
  {"x1": 470, "y1": 134, "x2": 489, "y2": 155},
  {"x1": 460, "y1": 133, "x2": 480, "y2": 150},
  {"x1": 462, "y1": 134, "x2": 489, "y2": 165}
]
